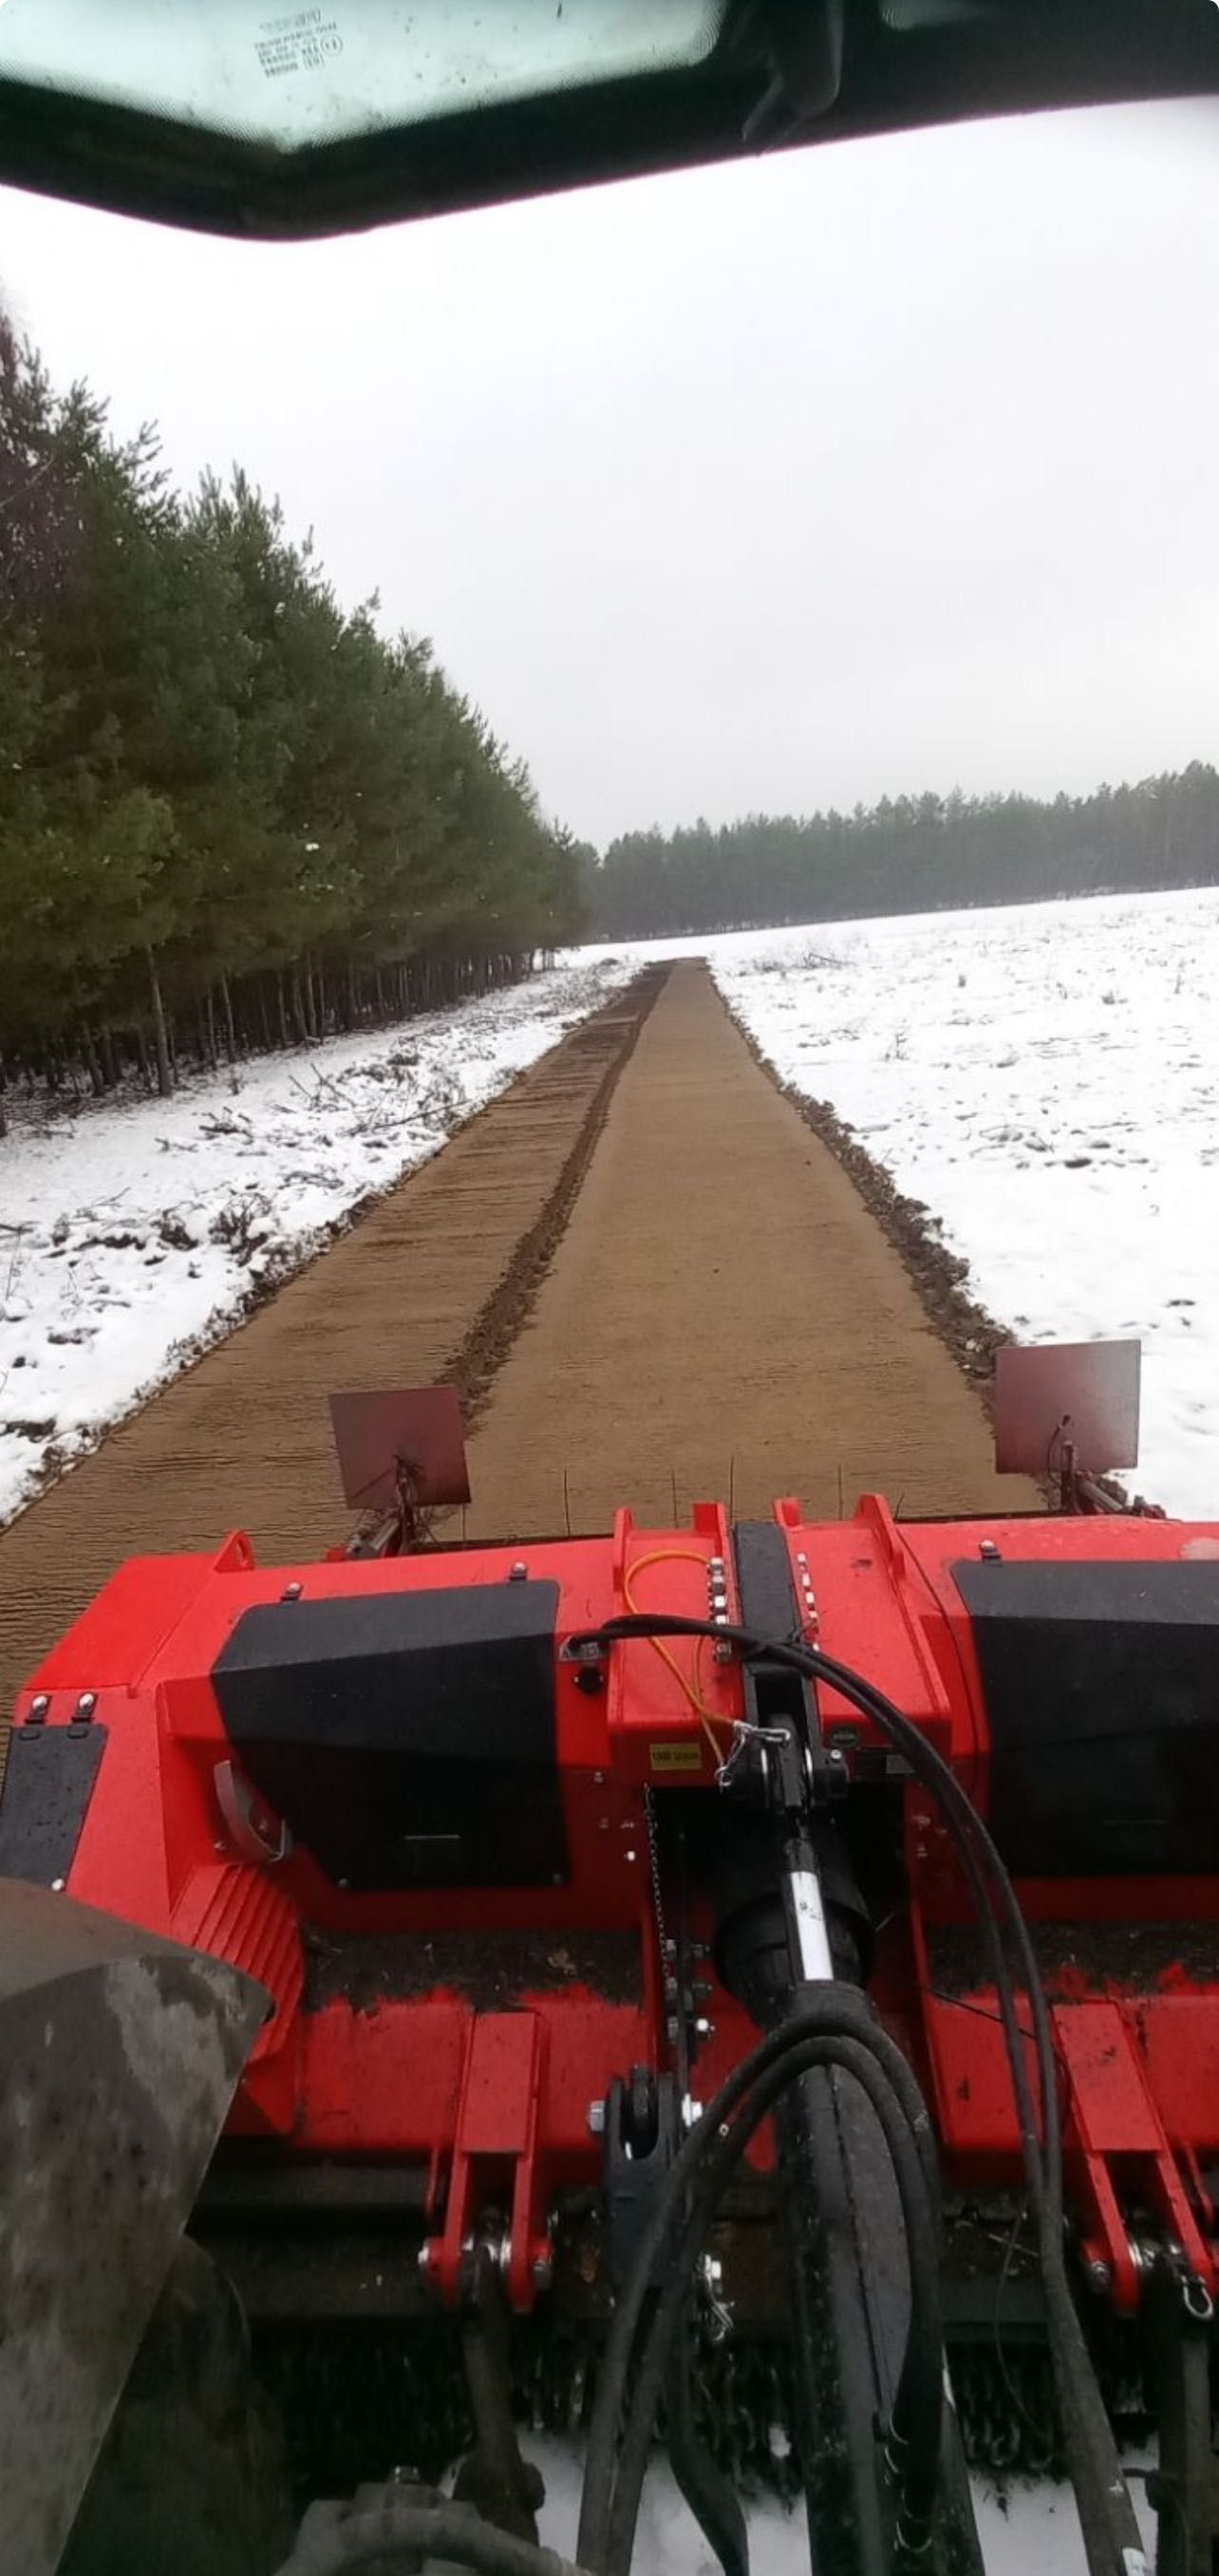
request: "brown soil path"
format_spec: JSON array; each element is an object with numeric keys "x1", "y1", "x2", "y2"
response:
[
  {"x1": 1, "y1": 958, "x2": 1036, "y2": 1711},
  {"x1": 462, "y1": 961, "x2": 1037, "y2": 1537},
  {"x1": 0, "y1": 974, "x2": 662, "y2": 1709}
]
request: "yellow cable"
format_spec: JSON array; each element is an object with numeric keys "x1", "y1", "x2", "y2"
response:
[{"x1": 622, "y1": 1547, "x2": 733, "y2": 1765}]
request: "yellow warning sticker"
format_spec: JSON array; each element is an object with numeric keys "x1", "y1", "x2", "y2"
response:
[{"x1": 649, "y1": 1741, "x2": 703, "y2": 1774}]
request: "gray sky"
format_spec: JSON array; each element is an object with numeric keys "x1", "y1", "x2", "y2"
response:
[{"x1": 5, "y1": 98, "x2": 1219, "y2": 847}]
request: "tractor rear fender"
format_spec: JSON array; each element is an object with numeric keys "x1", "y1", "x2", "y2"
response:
[{"x1": 0, "y1": 1876, "x2": 267, "y2": 2576}]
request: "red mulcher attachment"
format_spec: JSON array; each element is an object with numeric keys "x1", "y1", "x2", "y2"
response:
[{"x1": 4, "y1": 1365, "x2": 1219, "y2": 2576}]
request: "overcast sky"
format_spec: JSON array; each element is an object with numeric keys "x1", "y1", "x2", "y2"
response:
[{"x1": 5, "y1": 99, "x2": 1219, "y2": 847}]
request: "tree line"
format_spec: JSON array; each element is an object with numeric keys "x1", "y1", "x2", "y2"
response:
[
  {"x1": 0, "y1": 317, "x2": 583, "y2": 1114},
  {"x1": 587, "y1": 768, "x2": 1219, "y2": 939}
]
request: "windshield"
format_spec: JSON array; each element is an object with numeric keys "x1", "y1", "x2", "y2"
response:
[
  {"x1": 3, "y1": 79, "x2": 1219, "y2": 2576},
  {"x1": 0, "y1": 0, "x2": 721, "y2": 144}
]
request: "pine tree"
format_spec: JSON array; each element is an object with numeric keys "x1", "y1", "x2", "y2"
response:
[{"x1": 1, "y1": 329, "x2": 584, "y2": 1096}]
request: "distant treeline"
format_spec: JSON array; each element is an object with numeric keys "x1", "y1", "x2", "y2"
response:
[
  {"x1": 0, "y1": 319, "x2": 582, "y2": 1117},
  {"x1": 586, "y1": 768, "x2": 1219, "y2": 939}
]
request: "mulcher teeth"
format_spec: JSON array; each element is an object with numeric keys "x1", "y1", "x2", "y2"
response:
[{"x1": 255, "y1": 2322, "x2": 1172, "y2": 2510}]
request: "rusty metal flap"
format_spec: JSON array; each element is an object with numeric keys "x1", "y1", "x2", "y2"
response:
[
  {"x1": 328, "y1": 1384, "x2": 471, "y2": 1514},
  {"x1": 993, "y1": 1338, "x2": 1141, "y2": 1477}
]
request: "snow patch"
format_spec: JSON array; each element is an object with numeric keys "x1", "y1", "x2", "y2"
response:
[
  {"x1": 0, "y1": 958, "x2": 634, "y2": 1527},
  {"x1": 583, "y1": 887, "x2": 1219, "y2": 1519}
]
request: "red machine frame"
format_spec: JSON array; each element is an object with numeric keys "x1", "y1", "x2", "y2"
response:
[{"x1": 17, "y1": 1495, "x2": 1219, "y2": 2320}]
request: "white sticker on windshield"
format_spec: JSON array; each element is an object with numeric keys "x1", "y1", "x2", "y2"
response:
[{"x1": 255, "y1": 9, "x2": 343, "y2": 80}]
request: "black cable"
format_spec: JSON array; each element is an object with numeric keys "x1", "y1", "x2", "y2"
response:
[
  {"x1": 712, "y1": 1626, "x2": 1143, "y2": 2576},
  {"x1": 602, "y1": 2029, "x2": 945, "y2": 2576},
  {"x1": 579, "y1": 1990, "x2": 942, "y2": 2574},
  {"x1": 991, "y1": 2201, "x2": 1056, "y2": 2465},
  {"x1": 666, "y1": 2337, "x2": 750, "y2": 2576},
  {"x1": 578, "y1": 1609, "x2": 1057, "y2": 2226},
  {"x1": 572, "y1": 1611, "x2": 1146, "y2": 2576},
  {"x1": 784, "y1": 1635, "x2": 1061, "y2": 2225},
  {"x1": 784, "y1": 1637, "x2": 1145, "y2": 2576},
  {"x1": 578, "y1": 1986, "x2": 906, "y2": 2574}
]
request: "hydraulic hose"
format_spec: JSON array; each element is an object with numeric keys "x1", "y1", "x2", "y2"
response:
[
  {"x1": 576, "y1": 1611, "x2": 1058, "y2": 2223},
  {"x1": 719, "y1": 1632, "x2": 1144, "y2": 2576},
  {"x1": 579, "y1": 1985, "x2": 883, "y2": 2567},
  {"x1": 578, "y1": 1986, "x2": 943, "y2": 2576},
  {"x1": 601, "y1": 2025, "x2": 945, "y2": 2576},
  {"x1": 572, "y1": 1609, "x2": 1148, "y2": 2576}
]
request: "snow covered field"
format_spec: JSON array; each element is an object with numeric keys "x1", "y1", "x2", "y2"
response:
[
  {"x1": 5, "y1": 886, "x2": 1215, "y2": 1533},
  {"x1": 0, "y1": 955, "x2": 633, "y2": 1527},
  {"x1": 591, "y1": 887, "x2": 1219, "y2": 1518}
]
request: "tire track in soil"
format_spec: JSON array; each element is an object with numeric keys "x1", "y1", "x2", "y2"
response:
[
  {"x1": 0, "y1": 968, "x2": 666, "y2": 1712},
  {"x1": 445, "y1": 971, "x2": 668, "y2": 1435}
]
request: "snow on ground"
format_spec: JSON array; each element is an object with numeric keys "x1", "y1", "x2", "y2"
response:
[
  {"x1": 530, "y1": 2435, "x2": 1155, "y2": 2576},
  {"x1": 0, "y1": 955, "x2": 635, "y2": 1527},
  {"x1": 586, "y1": 887, "x2": 1219, "y2": 1518},
  {"x1": 7, "y1": 886, "x2": 1216, "y2": 1529}
]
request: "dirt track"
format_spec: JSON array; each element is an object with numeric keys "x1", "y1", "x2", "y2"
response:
[
  {"x1": 0, "y1": 974, "x2": 661, "y2": 1707},
  {"x1": 1, "y1": 961, "x2": 1035, "y2": 1706},
  {"x1": 462, "y1": 962, "x2": 1034, "y2": 1535}
]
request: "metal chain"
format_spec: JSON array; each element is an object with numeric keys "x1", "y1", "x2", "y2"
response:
[
  {"x1": 644, "y1": 1784, "x2": 697, "y2": 2111},
  {"x1": 643, "y1": 1784, "x2": 671, "y2": 1991}
]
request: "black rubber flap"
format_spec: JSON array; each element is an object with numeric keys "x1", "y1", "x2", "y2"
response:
[
  {"x1": 954, "y1": 1556, "x2": 1219, "y2": 1876},
  {"x1": 0, "y1": 1722, "x2": 106, "y2": 1888},
  {"x1": 213, "y1": 1579, "x2": 567, "y2": 1892}
]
